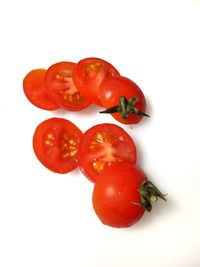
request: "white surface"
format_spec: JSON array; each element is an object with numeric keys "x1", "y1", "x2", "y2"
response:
[{"x1": 0, "y1": 1, "x2": 200, "y2": 266}]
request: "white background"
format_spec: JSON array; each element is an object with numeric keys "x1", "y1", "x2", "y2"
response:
[{"x1": 0, "y1": 0, "x2": 200, "y2": 266}]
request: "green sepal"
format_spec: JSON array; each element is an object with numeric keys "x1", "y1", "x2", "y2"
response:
[
  {"x1": 100, "y1": 96, "x2": 150, "y2": 120},
  {"x1": 132, "y1": 180, "x2": 167, "y2": 212}
]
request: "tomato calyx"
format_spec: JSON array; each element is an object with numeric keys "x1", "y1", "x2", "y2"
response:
[
  {"x1": 100, "y1": 96, "x2": 150, "y2": 120},
  {"x1": 132, "y1": 180, "x2": 166, "y2": 212}
]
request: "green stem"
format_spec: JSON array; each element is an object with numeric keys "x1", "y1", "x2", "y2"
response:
[
  {"x1": 132, "y1": 180, "x2": 167, "y2": 212},
  {"x1": 100, "y1": 96, "x2": 150, "y2": 120}
]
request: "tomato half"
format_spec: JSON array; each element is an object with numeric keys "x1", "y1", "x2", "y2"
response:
[
  {"x1": 99, "y1": 76, "x2": 148, "y2": 124},
  {"x1": 23, "y1": 69, "x2": 59, "y2": 110},
  {"x1": 77, "y1": 123, "x2": 136, "y2": 182},
  {"x1": 73, "y1": 57, "x2": 120, "y2": 106},
  {"x1": 92, "y1": 162, "x2": 146, "y2": 228},
  {"x1": 44, "y1": 62, "x2": 91, "y2": 111},
  {"x1": 33, "y1": 118, "x2": 83, "y2": 173}
]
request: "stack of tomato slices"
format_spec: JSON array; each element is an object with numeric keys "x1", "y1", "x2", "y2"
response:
[
  {"x1": 23, "y1": 57, "x2": 166, "y2": 228},
  {"x1": 23, "y1": 57, "x2": 149, "y2": 124}
]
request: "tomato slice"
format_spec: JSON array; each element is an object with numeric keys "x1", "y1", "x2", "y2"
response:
[
  {"x1": 33, "y1": 118, "x2": 83, "y2": 173},
  {"x1": 23, "y1": 69, "x2": 59, "y2": 110},
  {"x1": 44, "y1": 62, "x2": 91, "y2": 111},
  {"x1": 77, "y1": 123, "x2": 137, "y2": 182},
  {"x1": 73, "y1": 57, "x2": 120, "y2": 106}
]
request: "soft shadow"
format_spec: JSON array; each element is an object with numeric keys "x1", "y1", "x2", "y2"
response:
[{"x1": 124, "y1": 193, "x2": 177, "y2": 232}]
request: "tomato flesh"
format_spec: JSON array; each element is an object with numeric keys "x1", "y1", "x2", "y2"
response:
[
  {"x1": 33, "y1": 118, "x2": 83, "y2": 173},
  {"x1": 73, "y1": 57, "x2": 120, "y2": 106},
  {"x1": 44, "y1": 62, "x2": 91, "y2": 111},
  {"x1": 77, "y1": 123, "x2": 137, "y2": 182},
  {"x1": 92, "y1": 162, "x2": 146, "y2": 228},
  {"x1": 23, "y1": 69, "x2": 59, "y2": 110},
  {"x1": 99, "y1": 76, "x2": 147, "y2": 124}
]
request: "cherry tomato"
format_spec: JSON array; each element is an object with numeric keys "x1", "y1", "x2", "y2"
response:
[
  {"x1": 99, "y1": 76, "x2": 148, "y2": 124},
  {"x1": 73, "y1": 57, "x2": 120, "y2": 106},
  {"x1": 33, "y1": 118, "x2": 83, "y2": 173},
  {"x1": 23, "y1": 69, "x2": 59, "y2": 110},
  {"x1": 77, "y1": 123, "x2": 136, "y2": 182},
  {"x1": 92, "y1": 162, "x2": 166, "y2": 228},
  {"x1": 44, "y1": 62, "x2": 91, "y2": 111}
]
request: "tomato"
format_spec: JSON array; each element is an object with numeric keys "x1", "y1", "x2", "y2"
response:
[
  {"x1": 44, "y1": 62, "x2": 91, "y2": 111},
  {"x1": 73, "y1": 57, "x2": 120, "y2": 106},
  {"x1": 99, "y1": 76, "x2": 148, "y2": 124},
  {"x1": 23, "y1": 69, "x2": 59, "y2": 110},
  {"x1": 33, "y1": 118, "x2": 83, "y2": 173},
  {"x1": 92, "y1": 162, "x2": 166, "y2": 228},
  {"x1": 77, "y1": 123, "x2": 137, "y2": 182}
]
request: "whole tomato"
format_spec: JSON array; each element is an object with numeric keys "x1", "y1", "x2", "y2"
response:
[
  {"x1": 99, "y1": 76, "x2": 149, "y2": 124},
  {"x1": 92, "y1": 162, "x2": 166, "y2": 228}
]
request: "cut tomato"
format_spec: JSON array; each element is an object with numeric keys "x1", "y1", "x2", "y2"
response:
[
  {"x1": 33, "y1": 118, "x2": 83, "y2": 173},
  {"x1": 73, "y1": 57, "x2": 120, "y2": 106},
  {"x1": 23, "y1": 69, "x2": 59, "y2": 110},
  {"x1": 77, "y1": 123, "x2": 137, "y2": 182},
  {"x1": 44, "y1": 62, "x2": 91, "y2": 111}
]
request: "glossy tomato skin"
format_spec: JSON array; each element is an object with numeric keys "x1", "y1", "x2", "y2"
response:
[
  {"x1": 23, "y1": 69, "x2": 59, "y2": 110},
  {"x1": 92, "y1": 162, "x2": 146, "y2": 228},
  {"x1": 99, "y1": 76, "x2": 146, "y2": 124},
  {"x1": 44, "y1": 62, "x2": 91, "y2": 111},
  {"x1": 77, "y1": 123, "x2": 137, "y2": 182},
  {"x1": 33, "y1": 118, "x2": 83, "y2": 173},
  {"x1": 73, "y1": 57, "x2": 120, "y2": 106}
]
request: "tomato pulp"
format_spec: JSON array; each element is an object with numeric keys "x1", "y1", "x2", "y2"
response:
[
  {"x1": 33, "y1": 118, "x2": 83, "y2": 173},
  {"x1": 45, "y1": 62, "x2": 91, "y2": 111},
  {"x1": 73, "y1": 57, "x2": 120, "y2": 106},
  {"x1": 77, "y1": 123, "x2": 137, "y2": 182}
]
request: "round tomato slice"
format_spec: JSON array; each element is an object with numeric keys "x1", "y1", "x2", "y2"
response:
[
  {"x1": 73, "y1": 57, "x2": 120, "y2": 106},
  {"x1": 33, "y1": 118, "x2": 83, "y2": 173},
  {"x1": 44, "y1": 62, "x2": 91, "y2": 111},
  {"x1": 99, "y1": 76, "x2": 148, "y2": 124},
  {"x1": 77, "y1": 123, "x2": 136, "y2": 182},
  {"x1": 23, "y1": 69, "x2": 59, "y2": 110}
]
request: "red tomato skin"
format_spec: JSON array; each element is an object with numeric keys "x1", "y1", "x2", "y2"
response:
[
  {"x1": 23, "y1": 69, "x2": 59, "y2": 111},
  {"x1": 33, "y1": 118, "x2": 83, "y2": 174},
  {"x1": 73, "y1": 57, "x2": 120, "y2": 106},
  {"x1": 44, "y1": 62, "x2": 91, "y2": 111},
  {"x1": 77, "y1": 123, "x2": 137, "y2": 183},
  {"x1": 99, "y1": 76, "x2": 147, "y2": 124},
  {"x1": 92, "y1": 162, "x2": 146, "y2": 228}
]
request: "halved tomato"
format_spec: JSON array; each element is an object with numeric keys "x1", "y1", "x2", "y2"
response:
[
  {"x1": 33, "y1": 118, "x2": 83, "y2": 173},
  {"x1": 23, "y1": 69, "x2": 59, "y2": 110},
  {"x1": 73, "y1": 57, "x2": 120, "y2": 106},
  {"x1": 77, "y1": 123, "x2": 137, "y2": 182},
  {"x1": 44, "y1": 62, "x2": 91, "y2": 111}
]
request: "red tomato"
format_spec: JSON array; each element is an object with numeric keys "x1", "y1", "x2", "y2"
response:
[
  {"x1": 99, "y1": 76, "x2": 148, "y2": 124},
  {"x1": 44, "y1": 62, "x2": 91, "y2": 111},
  {"x1": 92, "y1": 162, "x2": 166, "y2": 228},
  {"x1": 23, "y1": 69, "x2": 59, "y2": 110},
  {"x1": 73, "y1": 57, "x2": 120, "y2": 106},
  {"x1": 33, "y1": 118, "x2": 83, "y2": 173},
  {"x1": 77, "y1": 123, "x2": 136, "y2": 182}
]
